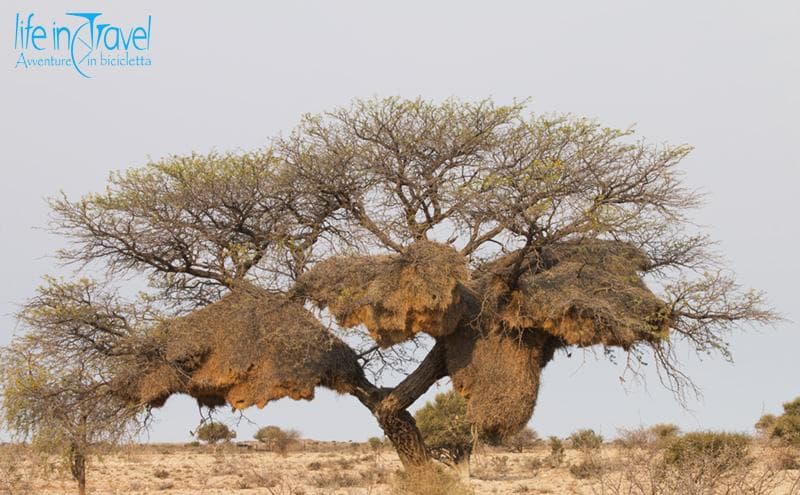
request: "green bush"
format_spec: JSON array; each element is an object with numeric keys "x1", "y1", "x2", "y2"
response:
[
  {"x1": 415, "y1": 390, "x2": 473, "y2": 465},
  {"x1": 195, "y1": 422, "x2": 236, "y2": 444},
  {"x1": 660, "y1": 431, "x2": 753, "y2": 488},
  {"x1": 782, "y1": 397, "x2": 800, "y2": 417},
  {"x1": 254, "y1": 426, "x2": 300, "y2": 453},
  {"x1": 771, "y1": 414, "x2": 800, "y2": 447},
  {"x1": 569, "y1": 429, "x2": 603, "y2": 450},
  {"x1": 755, "y1": 396, "x2": 800, "y2": 447},
  {"x1": 663, "y1": 431, "x2": 750, "y2": 469}
]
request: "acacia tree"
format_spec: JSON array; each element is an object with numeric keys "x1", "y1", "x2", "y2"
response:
[
  {"x1": 5, "y1": 97, "x2": 776, "y2": 470},
  {"x1": 0, "y1": 279, "x2": 145, "y2": 495}
]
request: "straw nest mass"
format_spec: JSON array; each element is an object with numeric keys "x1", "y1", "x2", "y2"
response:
[{"x1": 124, "y1": 239, "x2": 670, "y2": 439}]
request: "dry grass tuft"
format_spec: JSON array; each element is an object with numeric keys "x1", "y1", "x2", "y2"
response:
[
  {"x1": 570, "y1": 454, "x2": 604, "y2": 479},
  {"x1": 391, "y1": 466, "x2": 474, "y2": 495},
  {"x1": 545, "y1": 436, "x2": 566, "y2": 467},
  {"x1": 310, "y1": 471, "x2": 361, "y2": 488},
  {"x1": 152, "y1": 467, "x2": 170, "y2": 479}
]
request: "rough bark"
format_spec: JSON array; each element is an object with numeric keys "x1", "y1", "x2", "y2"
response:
[
  {"x1": 376, "y1": 409, "x2": 431, "y2": 467},
  {"x1": 350, "y1": 341, "x2": 448, "y2": 468}
]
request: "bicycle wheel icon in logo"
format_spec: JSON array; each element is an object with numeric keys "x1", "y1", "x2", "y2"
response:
[{"x1": 67, "y1": 12, "x2": 101, "y2": 78}]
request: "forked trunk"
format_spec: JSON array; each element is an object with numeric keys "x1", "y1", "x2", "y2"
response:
[{"x1": 350, "y1": 342, "x2": 450, "y2": 470}]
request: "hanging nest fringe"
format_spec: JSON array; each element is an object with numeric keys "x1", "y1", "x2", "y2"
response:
[
  {"x1": 474, "y1": 239, "x2": 670, "y2": 349},
  {"x1": 294, "y1": 240, "x2": 470, "y2": 346},
  {"x1": 442, "y1": 324, "x2": 558, "y2": 442},
  {"x1": 116, "y1": 288, "x2": 362, "y2": 410}
]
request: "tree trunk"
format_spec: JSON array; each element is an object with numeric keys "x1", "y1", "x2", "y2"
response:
[
  {"x1": 350, "y1": 341, "x2": 449, "y2": 470},
  {"x1": 376, "y1": 408, "x2": 430, "y2": 467},
  {"x1": 70, "y1": 443, "x2": 87, "y2": 495}
]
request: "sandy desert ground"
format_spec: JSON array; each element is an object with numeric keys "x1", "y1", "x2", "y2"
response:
[{"x1": 2, "y1": 440, "x2": 799, "y2": 495}]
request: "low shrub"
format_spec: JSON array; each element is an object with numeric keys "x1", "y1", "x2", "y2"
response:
[
  {"x1": 545, "y1": 436, "x2": 565, "y2": 467},
  {"x1": 783, "y1": 397, "x2": 800, "y2": 417},
  {"x1": 649, "y1": 423, "x2": 680, "y2": 442},
  {"x1": 254, "y1": 426, "x2": 301, "y2": 454},
  {"x1": 569, "y1": 456, "x2": 603, "y2": 479},
  {"x1": 756, "y1": 396, "x2": 800, "y2": 447},
  {"x1": 771, "y1": 414, "x2": 800, "y2": 447},
  {"x1": 592, "y1": 433, "x2": 792, "y2": 495},
  {"x1": 663, "y1": 431, "x2": 751, "y2": 473},
  {"x1": 755, "y1": 414, "x2": 777, "y2": 436},
  {"x1": 195, "y1": 422, "x2": 236, "y2": 444},
  {"x1": 360, "y1": 464, "x2": 390, "y2": 484},
  {"x1": 616, "y1": 427, "x2": 654, "y2": 449},
  {"x1": 503, "y1": 427, "x2": 539, "y2": 452},
  {"x1": 569, "y1": 429, "x2": 603, "y2": 450},
  {"x1": 415, "y1": 391, "x2": 472, "y2": 465}
]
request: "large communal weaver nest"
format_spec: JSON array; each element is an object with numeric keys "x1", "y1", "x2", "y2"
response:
[
  {"x1": 117, "y1": 287, "x2": 363, "y2": 410},
  {"x1": 294, "y1": 240, "x2": 470, "y2": 346},
  {"x1": 475, "y1": 239, "x2": 671, "y2": 349},
  {"x1": 442, "y1": 324, "x2": 559, "y2": 442},
  {"x1": 432, "y1": 239, "x2": 670, "y2": 440}
]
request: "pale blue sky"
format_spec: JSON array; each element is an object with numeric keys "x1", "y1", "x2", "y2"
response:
[{"x1": 1, "y1": 0, "x2": 798, "y2": 443}]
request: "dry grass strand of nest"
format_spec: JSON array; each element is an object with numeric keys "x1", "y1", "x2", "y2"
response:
[{"x1": 295, "y1": 240, "x2": 470, "y2": 346}]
